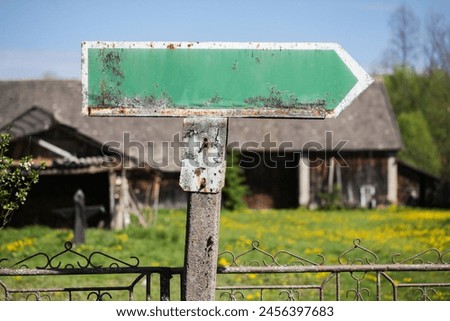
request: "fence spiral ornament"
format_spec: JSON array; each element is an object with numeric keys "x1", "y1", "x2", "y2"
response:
[
  {"x1": 25, "y1": 292, "x2": 51, "y2": 301},
  {"x1": 87, "y1": 291, "x2": 113, "y2": 301},
  {"x1": 413, "y1": 287, "x2": 437, "y2": 301},
  {"x1": 0, "y1": 281, "x2": 7, "y2": 300},
  {"x1": 346, "y1": 287, "x2": 370, "y2": 301},
  {"x1": 8, "y1": 242, "x2": 139, "y2": 269},
  {"x1": 392, "y1": 248, "x2": 448, "y2": 265},
  {"x1": 218, "y1": 240, "x2": 324, "y2": 267},
  {"x1": 0, "y1": 258, "x2": 7, "y2": 268},
  {"x1": 443, "y1": 250, "x2": 450, "y2": 264},
  {"x1": 279, "y1": 289, "x2": 302, "y2": 301},
  {"x1": 219, "y1": 290, "x2": 245, "y2": 301},
  {"x1": 338, "y1": 239, "x2": 378, "y2": 265}
]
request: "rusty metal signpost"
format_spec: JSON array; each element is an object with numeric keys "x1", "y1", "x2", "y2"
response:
[{"x1": 81, "y1": 41, "x2": 373, "y2": 300}]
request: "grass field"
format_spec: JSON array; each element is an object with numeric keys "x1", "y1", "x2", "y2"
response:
[{"x1": 1, "y1": 207, "x2": 449, "y2": 300}]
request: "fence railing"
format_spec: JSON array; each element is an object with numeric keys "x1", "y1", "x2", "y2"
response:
[
  {"x1": 0, "y1": 242, "x2": 183, "y2": 301},
  {"x1": 1, "y1": 239, "x2": 449, "y2": 301}
]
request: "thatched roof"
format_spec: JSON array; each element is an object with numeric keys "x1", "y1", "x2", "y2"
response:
[{"x1": 0, "y1": 80, "x2": 402, "y2": 171}]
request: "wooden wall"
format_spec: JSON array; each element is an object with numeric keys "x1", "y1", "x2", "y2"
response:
[
  {"x1": 242, "y1": 151, "x2": 391, "y2": 209},
  {"x1": 309, "y1": 151, "x2": 389, "y2": 207}
]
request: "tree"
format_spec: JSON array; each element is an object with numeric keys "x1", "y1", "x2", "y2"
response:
[
  {"x1": 384, "y1": 66, "x2": 450, "y2": 178},
  {"x1": 383, "y1": 4, "x2": 420, "y2": 70},
  {"x1": 222, "y1": 150, "x2": 249, "y2": 211},
  {"x1": 420, "y1": 70, "x2": 450, "y2": 177},
  {"x1": 382, "y1": 5, "x2": 450, "y2": 179},
  {"x1": 424, "y1": 12, "x2": 450, "y2": 73},
  {"x1": 396, "y1": 111, "x2": 441, "y2": 176},
  {"x1": 0, "y1": 132, "x2": 42, "y2": 228},
  {"x1": 383, "y1": 66, "x2": 423, "y2": 114}
]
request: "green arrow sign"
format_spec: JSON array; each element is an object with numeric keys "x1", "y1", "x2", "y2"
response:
[{"x1": 82, "y1": 42, "x2": 373, "y2": 118}]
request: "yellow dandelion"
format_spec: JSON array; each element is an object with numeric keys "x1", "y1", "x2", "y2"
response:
[
  {"x1": 315, "y1": 272, "x2": 329, "y2": 280},
  {"x1": 5, "y1": 238, "x2": 36, "y2": 252},
  {"x1": 116, "y1": 233, "x2": 129, "y2": 242},
  {"x1": 305, "y1": 248, "x2": 322, "y2": 255},
  {"x1": 65, "y1": 232, "x2": 74, "y2": 242},
  {"x1": 6, "y1": 243, "x2": 17, "y2": 252},
  {"x1": 218, "y1": 257, "x2": 230, "y2": 267},
  {"x1": 365, "y1": 274, "x2": 378, "y2": 282}
]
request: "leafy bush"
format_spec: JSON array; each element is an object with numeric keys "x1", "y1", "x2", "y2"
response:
[
  {"x1": 0, "y1": 132, "x2": 43, "y2": 228},
  {"x1": 222, "y1": 150, "x2": 250, "y2": 211},
  {"x1": 397, "y1": 111, "x2": 441, "y2": 175},
  {"x1": 384, "y1": 66, "x2": 450, "y2": 177},
  {"x1": 318, "y1": 184, "x2": 343, "y2": 210}
]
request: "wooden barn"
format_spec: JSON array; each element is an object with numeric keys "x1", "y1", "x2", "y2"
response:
[
  {"x1": 0, "y1": 79, "x2": 440, "y2": 227},
  {"x1": 0, "y1": 81, "x2": 160, "y2": 228}
]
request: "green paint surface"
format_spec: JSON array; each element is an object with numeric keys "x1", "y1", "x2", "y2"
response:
[{"x1": 87, "y1": 48, "x2": 357, "y2": 111}]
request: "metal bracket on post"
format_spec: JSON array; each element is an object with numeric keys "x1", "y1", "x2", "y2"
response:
[{"x1": 179, "y1": 117, "x2": 228, "y2": 301}]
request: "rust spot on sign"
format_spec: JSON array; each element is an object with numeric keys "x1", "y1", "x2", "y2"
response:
[{"x1": 167, "y1": 44, "x2": 176, "y2": 50}]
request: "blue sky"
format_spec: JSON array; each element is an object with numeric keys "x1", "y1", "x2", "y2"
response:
[{"x1": 0, "y1": 0, "x2": 448, "y2": 79}]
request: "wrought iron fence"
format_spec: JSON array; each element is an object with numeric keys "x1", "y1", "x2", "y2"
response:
[
  {"x1": 216, "y1": 239, "x2": 450, "y2": 301},
  {"x1": 1, "y1": 239, "x2": 448, "y2": 301},
  {"x1": 0, "y1": 242, "x2": 183, "y2": 301}
]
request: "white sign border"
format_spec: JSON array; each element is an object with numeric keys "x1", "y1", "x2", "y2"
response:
[{"x1": 81, "y1": 41, "x2": 373, "y2": 118}]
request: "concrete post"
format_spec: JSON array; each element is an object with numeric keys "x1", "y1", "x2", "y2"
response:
[
  {"x1": 299, "y1": 154, "x2": 310, "y2": 207},
  {"x1": 182, "y1": 192, "x2": 222, "y2": 300},
  {"x1": 179, "y1": 117, "x2": 228, "y2": 301},
  {"x1": 387, "y1": 154, "x2": 398, "y2": 205}
]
